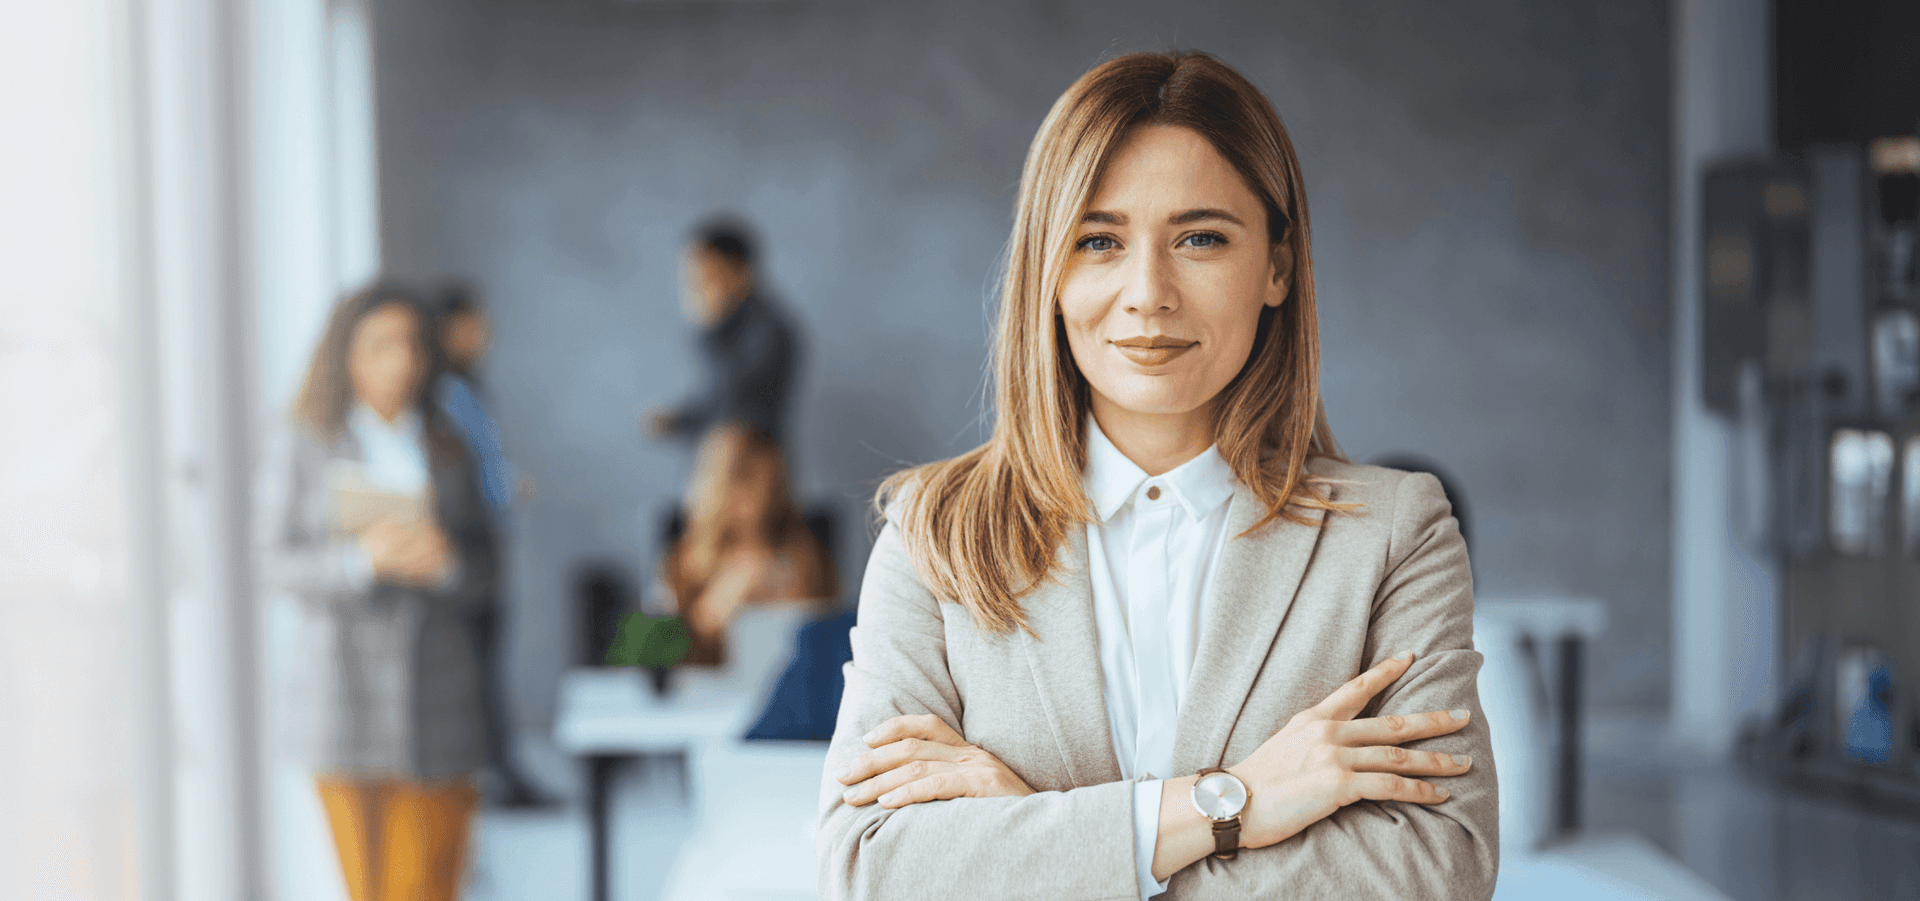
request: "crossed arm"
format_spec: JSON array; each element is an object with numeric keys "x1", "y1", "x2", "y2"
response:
[
  {"x1": 256, "y1": 427, "x2": 497, "y2": 612},
  {"x1": 817, "y1": 473, "x2": 1498, "y2": 900}
]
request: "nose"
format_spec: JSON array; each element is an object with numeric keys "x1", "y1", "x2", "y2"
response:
[{"x1": 1120, "y1": 245, "x2": 1179, "y2": 316}]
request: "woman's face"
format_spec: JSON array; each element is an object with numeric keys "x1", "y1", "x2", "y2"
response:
[
  {"x1": 1058, "y1": 124, "x2": 1289, "y2": 433},
  {"x1": 348, "y1": 303, "x2": 425, "y2": 421}
]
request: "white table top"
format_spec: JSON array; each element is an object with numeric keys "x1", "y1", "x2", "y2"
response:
[{"x1": 554, "y1": 601, "x2": 815, "y2": 756}]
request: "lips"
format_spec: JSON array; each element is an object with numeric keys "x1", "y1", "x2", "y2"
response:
[{"x1": 1112, "y1": 335, "x2": 1197, "y2": 367}]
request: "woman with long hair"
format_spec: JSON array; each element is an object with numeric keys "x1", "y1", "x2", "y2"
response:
[
  {"x1": 258, "y1": 283, "x2": 497, "y2": 901},
  {"x1": 661, "y1": 421, "x2": 837, "y2": 665},
  {"x1": 819, "y1": 52, "x2": 1497, "y2": 898}
]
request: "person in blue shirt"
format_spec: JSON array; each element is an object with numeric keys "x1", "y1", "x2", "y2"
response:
[
  {"x1": 437, "y1": 285, "x2": 513, "y2": 510},
  {"x1": 434, "y1": 283, "x2": 545, "y2": 806}
]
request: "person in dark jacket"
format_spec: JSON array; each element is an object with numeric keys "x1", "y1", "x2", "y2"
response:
[{"x1": 644, "y1": 217, "x2": 800, "y2": 445}]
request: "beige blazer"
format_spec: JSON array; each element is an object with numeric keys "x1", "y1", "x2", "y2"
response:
[{"x1": 817, "y1": 457, "x2": 1498, "y2": 900}]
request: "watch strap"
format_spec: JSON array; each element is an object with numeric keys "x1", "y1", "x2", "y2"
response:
[
  {"x1": 1210, "y1": 818, "x2": 1241, "y2": 861},
  {"x1": 1195, "y1": 766, "x2": 1242, "y2": 860}
]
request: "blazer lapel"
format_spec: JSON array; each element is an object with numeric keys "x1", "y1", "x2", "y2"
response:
[
  {"x1": 1171, "y1": 483, "x2": 1330, "y2": 774},
  {"x1": 1017, "y1": 527, "x2": 1124, "y2": 787}
]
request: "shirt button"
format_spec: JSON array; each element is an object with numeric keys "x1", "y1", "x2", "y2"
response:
[{"x1": 1146, "y1": 486, "x2": 1161, "y2": 501}]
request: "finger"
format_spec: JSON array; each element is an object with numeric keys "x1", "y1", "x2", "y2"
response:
[
  {"x1": 878, "y1": 772, "x2": 968, "y2": 808},
  {"x1": 1339, "y1": 745, "x2": 1472, "y2": 776},
  {"x1": 1337, "y1": 708, "x2": 1471, "y2": 746},
  {"x1": 1347, "y1": 772, "x2": 1450, "y2": 806},
  {"x1": 833, "y1": 737, "x2": 964, "y2": 785},
  {"x1": 1307, "y1": 652, "x2": 1415, "y2": 721},
  {"x1": 862, "y1": 713, "x2": 965, "y2": 749},
  {"x1": 841, "y1": 758, "x2": 951, "y2": 807}
]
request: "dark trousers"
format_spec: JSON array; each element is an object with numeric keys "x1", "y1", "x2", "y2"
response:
[{"x1": 465, "y1": 604, "x2": 535, "y2": 800}]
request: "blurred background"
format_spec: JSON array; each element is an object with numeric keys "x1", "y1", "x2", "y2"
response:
[{"x1": 4, "y1": 0, "x2": 1919, "y2": 898}]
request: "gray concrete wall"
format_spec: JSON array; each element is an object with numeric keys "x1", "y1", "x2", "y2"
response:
[{"x1": 369, "y1": 0, "x2": 1672, "y2": 735}]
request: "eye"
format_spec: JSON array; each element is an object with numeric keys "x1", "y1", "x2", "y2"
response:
[
  {"x1": 1180, "y1": 231, "x2": 1229, "y2": 250},
  {"x1": 1075, "y1": 234, "x2": 1120, "y2": 254}
]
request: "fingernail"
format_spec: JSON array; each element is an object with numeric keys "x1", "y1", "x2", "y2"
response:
[
  {"x1": 862, "y1": 730, "x2": 878, "y2": 744},
  {"x1": 842, "y1": 788, "x2": 856, "y2": 802},
  {"x1": 833, "y1": 767, "x2": 851, "y2": 782},
  {"x1": 1437, "y1": 786, "x2": 1450, "y2": 799},
  {"x1": 879, "y1": 791, "x2": 899, "y2": 805},
  {"x1": 1394, "y1": 651, "x2": 1412, "y2": 661},
  {"x1": 1452, "y1": 754, "x2": 1471, "y2": 766},
  {"x1": 1450, "y1": 709, "x2": 1470, "y2": 720}
]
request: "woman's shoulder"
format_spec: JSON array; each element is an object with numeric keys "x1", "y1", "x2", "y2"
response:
[
  {"x1": 1305, "y1": 456, "x2": 1451, "y2": 528},
  {"x1": 1303, "y1": 455, "x2": 1429, "y2": 506},
  {"x1": 263, "y1": 418, "x2": 343, "y2": 468},
  {"x1": 1304, "y1": 456, "x2": 1459, "y2": 560}
]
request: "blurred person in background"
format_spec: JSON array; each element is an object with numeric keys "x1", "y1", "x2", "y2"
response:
[
  {"x1": 433, "y1": 282, "x2": 546, "y2": 807},
  {"x1": 257, "y1": 283, "x2": 497, "y2": 901},
  {"x1": 644, "y1": 217, "x2": 800, "y2": 445},
  {"x1": 435, "y1": 283, "x2": 515, "y2": 511},
  {"x1": 659, "y1": 421, "x2": 836, "y2": 666}
]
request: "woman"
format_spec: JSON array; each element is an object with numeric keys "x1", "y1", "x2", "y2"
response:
[
  {"x1": 259, "y1": 284, "x2": 497, "y2": 901},
  {"x1": 661, "y1": 421, "x2": 837, "y2": 665},
  {"x1": 820, "y1": 52, "x2": 1497, "y2": 899}
]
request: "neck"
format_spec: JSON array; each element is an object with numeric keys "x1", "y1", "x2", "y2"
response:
[
  {"x1": 363, "y1": 400, "x2": 409, "y2": 425},
  {"x1": 721, "y1": 289, "x2": 752, "y2": 319},
  {"x1": 1090, "y1": 397, "x2": 1213, "y2": 476}
]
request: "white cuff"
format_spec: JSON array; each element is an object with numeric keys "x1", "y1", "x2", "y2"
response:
[{"x1": 1132, "y1": 779, "x2": 1171, "y2": 899}]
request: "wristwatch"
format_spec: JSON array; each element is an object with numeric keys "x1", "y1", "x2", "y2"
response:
[{"x1": 1189, "y1": 766, "x2": 1248, "y2": 860}]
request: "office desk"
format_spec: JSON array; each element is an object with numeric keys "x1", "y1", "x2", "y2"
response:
[
  {"x1": 1476, "y1": 598, "x2": 1608, "y2": 845},
  {"x1": 556, "y1": 603, "x2": 810, "y2": 901}
]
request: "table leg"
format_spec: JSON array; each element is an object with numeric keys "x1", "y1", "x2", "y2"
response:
[
  {"x1": 588, "y1": 754, "x2": 617, "y2": 901},
  {"x1": 1556, "y1": 635, "x2": 1583, "y2": 835}
]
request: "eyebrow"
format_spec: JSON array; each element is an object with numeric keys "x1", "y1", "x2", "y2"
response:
[
  {"x1": 1079, "y1": 208, "x2": 1247, "y2": 227},
  {"x1": 1170, "y1": 208, "x2": 1245, "y2": 226}
]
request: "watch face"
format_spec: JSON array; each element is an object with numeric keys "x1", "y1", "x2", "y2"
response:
[{"x1": 1191, "y1": 772, "x2": 1247, "y2": 821}]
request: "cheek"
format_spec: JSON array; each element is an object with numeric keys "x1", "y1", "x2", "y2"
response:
[{"x1": 1056, "y1": 280, "x2": 1111, "y2": 363}]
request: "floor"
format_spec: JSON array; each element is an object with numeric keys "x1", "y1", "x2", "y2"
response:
[
  {"x1": 1581, "y1": 718, "x2": 1920, "y2": 901},
  {"x1": 274, "y1": 725, "x2": 1920, "y2": 901},
  {"x1": 469, "y1": 756, "x2": 691, "y2": 901}
]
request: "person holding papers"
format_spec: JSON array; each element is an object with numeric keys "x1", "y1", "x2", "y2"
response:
[{"x1": 257, "y1": 283, "x2": 498, "y2": 901}]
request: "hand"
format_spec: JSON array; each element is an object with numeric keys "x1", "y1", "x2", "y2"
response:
[
  {"x1": 362, "y1": 520, "x2": 454, "y2": 587},
  {"x1": 685, "y1": 545, "x2": 775, "y2": 637},
  {"x1": 1230, "y1": 651, "x2": 1474, "y2": 850},
  {"x1": 834, "y1": 714, "x2": 1035, "y2": 809}
]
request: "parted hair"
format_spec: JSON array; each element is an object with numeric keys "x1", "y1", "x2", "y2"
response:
[
  {"x1": 291, "y1": 281, "x2": 463, "y2": 464},
  {"x1": 877, "y1": 50, "x2": 1352, "y2": 636}
]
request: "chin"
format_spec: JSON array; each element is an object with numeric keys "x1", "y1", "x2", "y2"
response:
[{"x1": 1097, "y1": 380, "x2": 1214, "y2": 418}]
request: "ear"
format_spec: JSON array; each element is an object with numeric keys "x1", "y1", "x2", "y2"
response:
[{"x1": 1265, "y1": 241, "x2": 1294, "y2": 309}]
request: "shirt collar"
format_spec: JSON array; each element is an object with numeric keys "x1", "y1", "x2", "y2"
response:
[
  {"x1": 349, "y1": 403, "x2": 422, "y2": 440},
  {"x1": 1083, "y1": 415, "x2": 1236, "y2": 523}
]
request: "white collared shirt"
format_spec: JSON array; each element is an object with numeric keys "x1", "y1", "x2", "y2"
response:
[
  {"x1": 1083, "y1": 416, "x2": 1236, "y2": 900},
  {"x1": 349, "y1": 404, "x2": 431, "y2": 493},
  {"x1": 341, "y1": 404, "x2": 432, "y2": 588}
]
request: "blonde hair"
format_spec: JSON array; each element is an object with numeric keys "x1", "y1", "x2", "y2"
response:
[{"x1": 879, "y1": 50, "x2": 1353, "y2": 636}]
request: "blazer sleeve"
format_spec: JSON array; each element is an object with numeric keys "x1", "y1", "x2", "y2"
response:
[
  {"x1": 420, "y1": 444, "x2": 499, "y2": 614},
  {"x1": 1172, "y1": 471, "x2": 1500, "y2": 900},
  {"x1": 816, "y1": 519, "x2": 1143, "y2": 901},
  {"x1": 254, "y1": 426, "x2": 372, "y2": 604}
]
